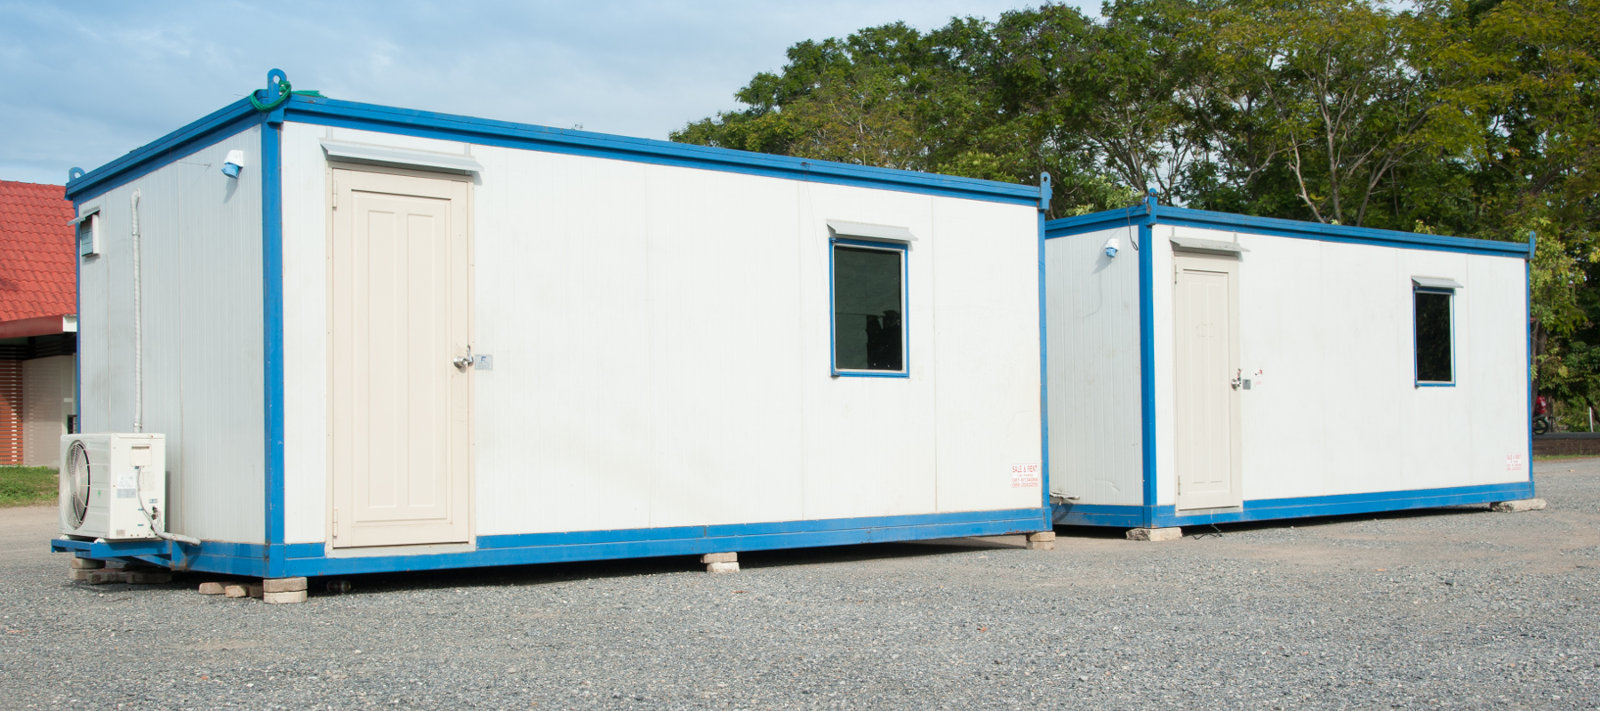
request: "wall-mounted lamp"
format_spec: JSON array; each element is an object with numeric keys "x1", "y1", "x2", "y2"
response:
[
  {"x1": 1103, "y1": 236, "x2": 1120, "y2": 258},
  {"x1": 222, "y1": 150, "x2": 246, "y2": 178}
]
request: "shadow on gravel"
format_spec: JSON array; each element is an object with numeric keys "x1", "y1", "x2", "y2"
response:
[{"x1": 309, "y1": 538, "x2": 1019, "y2": 596}]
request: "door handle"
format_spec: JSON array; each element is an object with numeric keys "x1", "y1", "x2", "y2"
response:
[
  {"x1": 1230, "y1": 368, "x2": 1243, "y2": 389},
  {"x1": 453, "y1": 346, "x2": 473, "y2": 371}
]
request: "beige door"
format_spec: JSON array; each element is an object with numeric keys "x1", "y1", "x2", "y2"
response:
[
  {"x1": 1173, "y1": 253, "x2": 1241, "y2": 511},
  {"x1": 329, "y1": 167, "x2": 471, "y2": 548}
]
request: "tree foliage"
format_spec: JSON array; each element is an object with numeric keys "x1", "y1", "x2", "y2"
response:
[{"x1": 673, "y1": 0, "x2": 1600, "y2": 408}]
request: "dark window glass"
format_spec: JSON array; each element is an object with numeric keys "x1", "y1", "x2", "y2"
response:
[
  {"x1": 833, "y1": 244, "x2": 904, "y2": 372},
  {"x1": 1415, "y1": 289, "x2": 1453, "y2": 383}
]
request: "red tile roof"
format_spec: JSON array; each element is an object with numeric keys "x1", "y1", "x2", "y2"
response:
[{"x1": 0, "y1": 180, "x2": 75, "y2": 326}]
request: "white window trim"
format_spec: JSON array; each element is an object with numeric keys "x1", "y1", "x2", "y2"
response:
[
  {"x1": 827, "y1": 220, "x2": 916, "y2": 244},
  {"x1": 321, "y1": 139, "x2": 482, "y2": 174}
]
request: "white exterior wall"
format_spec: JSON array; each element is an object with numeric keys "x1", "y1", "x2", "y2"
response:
[
  {"x1": 75, "y1": 126, "x2": 266, "y2": 543},
  {"x1": 1044, "y1": 227, "x2": 1143, "y2": 505},
  {"x1": 279, "y1": 123, "x2": 1042, "y2": 543},
  {"x1": 1148, "y1": 224, "x2": 1528, "y2": 507},
  {"x1": 21, "y1": 355, "x2": 73, "y2": 468}
]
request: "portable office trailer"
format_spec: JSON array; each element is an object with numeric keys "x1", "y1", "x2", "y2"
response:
[
  {"x1": 1045, "y1": 193, "x2": 1535, "y2": 531},
  {"x1": 53, "y1": 70, "x2": 1051, "y2": 579}
]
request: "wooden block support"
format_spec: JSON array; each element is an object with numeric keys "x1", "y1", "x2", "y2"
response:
[
  {"x1": 67, "y1": 568, "x2": 96, "y2": 581},
  {"x1": 1025, "y1": 531, "x2": 1056, "y2": 551},
  {"x1": 84, "y1": 569, "x2": 127, "y2": 585},
  {"x1": 70, "y1": 557, "x2": 105, "y2": 570},
  {"x1": 247, "y1": 584, "x2": 264, "y2": 599},
  {"x1": 1126, "y1": 527, "x2": 1183, "y2": 542},
  {"x1": 223, "y1": 584, "x2": 249, "y2": 598},
  {"x1": 1490, "y1": 498, "x2": 1548, "y2": 513},
  {"x1": 264, "y1": 590, "x2": 308, "y2": 604},
  {"x1": 126, "y1": 571, "x2": 172, "y2": 585},
  {"x1": 198, "y1": 582, "x2": 226, "y2": 595},
  {"x1": 263, "y1": 577, "x2": 308, "y2": 593}
]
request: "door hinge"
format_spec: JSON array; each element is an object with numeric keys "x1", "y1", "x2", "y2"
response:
[
  {"x1": 331, "y1": 508, "x2": 338, "y2": 537},
  {"x1": 330, "y1": 178, "x2": 339, "y2": 209}
]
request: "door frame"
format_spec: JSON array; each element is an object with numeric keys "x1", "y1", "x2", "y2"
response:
[
  {"x1": 324, "y1": 162, "x2": 475, "y2": 551},
  {"x1": 1172, "y1": 250, "x2": 1242, "y2": 512}
]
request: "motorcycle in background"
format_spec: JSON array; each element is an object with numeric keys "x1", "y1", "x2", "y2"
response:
[{"x1": 1533, "y1": 395, "x2": 1553, "y2": 435}]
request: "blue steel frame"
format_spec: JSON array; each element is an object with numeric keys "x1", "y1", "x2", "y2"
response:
[
  {"x1": 54, "y1": 70, "x2": 1053, "y2": 576},
  {"x1": 829, "y1": 238, "x2": 910, "y2": 378},
  {"x1": 1044, "y1": 194, "x2": 1536, "y2": 529}
]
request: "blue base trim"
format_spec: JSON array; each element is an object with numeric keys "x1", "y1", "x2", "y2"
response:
[
  {"x1": 52, "y1": 509, "x2": 1048, "y2": 578},
  {"x1": 51, "y1": 538, "x2": 270, "y2": 577},
  {"x1": 1052, "y1": 482, "x2": 1537, "y2": 528}
]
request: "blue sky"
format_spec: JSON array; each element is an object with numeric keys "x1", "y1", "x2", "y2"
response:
[{"x1": 0, "y1": 1, "x2": 1091, "y2": 187}]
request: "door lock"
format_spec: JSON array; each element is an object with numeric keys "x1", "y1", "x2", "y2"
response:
[
  {"x1": 453, "y1": 346, "x2": 474, "y2": 371},
  {"x1": 1230, "y1": 368, "x2": 1243, "y2": 389}
]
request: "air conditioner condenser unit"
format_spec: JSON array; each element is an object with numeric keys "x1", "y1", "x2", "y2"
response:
[{"x1": 59, "y1": 433, "x2": 167, "y2": 540}]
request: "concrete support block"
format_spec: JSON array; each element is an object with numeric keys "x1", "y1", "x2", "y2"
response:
[
  {"x1": 247, "y1": 584, "x2": 264, "y2": 599},
  {"x1": 198, "y1": 582, "x2": 226, "y2": 595},
  {"x1": 67, "y1": 568, "x2": 97, "y2": 581},
  {"x1": 264, "y1": 590, "x2": 308, "y2": 605},
  {"x1": 263, "y1": 577, "x2": 308, "y2": 593},
  {"x1": 1025, "y1": 531, "x2": 1057, "y2": 551},
  {"x1": 1126, "y1": 527, "x2": 1183, "y2": 542},
  {"x1": 125, "y1": 570, "x2": 172, "y2": 585},
  {"x1": 70, "y1": 557, "x2": 105, "y2": 570},
  {"x1": 223, "y1": 584, "x2": 249, "y2": 598},
  {"x1": 1490, "y1": 498, "x2": 1548, "y2": 513},
  {"x1": 702, "y1": 553, "x2": 739, "y2": 572}
]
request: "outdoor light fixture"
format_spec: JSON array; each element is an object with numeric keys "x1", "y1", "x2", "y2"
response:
[
  {"x1": 222, "y1": 150, "x2": 245, "y2": 178},
  {"x1": 1103, "y1": 236, "x2": 1120, "y2": 258}
]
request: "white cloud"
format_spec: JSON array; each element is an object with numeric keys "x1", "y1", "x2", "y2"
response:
[{"x1": 0, "y1": 0, "x2": 1090, "y2": 185}]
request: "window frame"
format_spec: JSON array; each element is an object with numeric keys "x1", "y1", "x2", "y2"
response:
[
  {"x1": 829, "y1": 236, "x2": 909, "y2": 378},
  {"x1": 1412, "y1": 280, "x2": 1457, "y2": 387},
  {"x1": 73, "y1": 205, "x2": 101, "y2": 257}
]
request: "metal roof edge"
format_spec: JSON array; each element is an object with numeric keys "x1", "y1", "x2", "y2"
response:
[
  {"x1": 1045, "y1": 204, "x2": 1529, "y2": 257},
  {"x1": 64, "y1": 98, "x2": 261, "y2": 202},
  {"x1": 1152, "y1": 205, "x2": 1530, "y2": 258},
  {"x1": 280, "y1": 95, "x2": 1040, "y2": 205},
  {"x1": 1043, "y1": 206, "x2": 1148, "y2": 237}
]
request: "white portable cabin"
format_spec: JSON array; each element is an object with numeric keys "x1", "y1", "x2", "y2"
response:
[
  {"x1": 1045, "y1": 194, "x2": 1534, "y2": 530},
  {"x1": 54, "y1": 70, "x2": 1050, "y2": 578}
]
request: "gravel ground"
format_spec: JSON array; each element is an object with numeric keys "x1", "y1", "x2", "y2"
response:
[{"x1": 2, "y1": 461, "x2": 1597, "y2": 710}]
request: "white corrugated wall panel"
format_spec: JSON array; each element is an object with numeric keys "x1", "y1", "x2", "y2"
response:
[
  {"x1": 278, "y1": 123, "x2": 1043, "y2": 541},
  {"x1": 1155, "y1": 224, "x2": 1529, "y2": 506},
  {"x1": 795, "y1": 182, "x2": 939, "y2": 521},
  {"x1": 21, "y1": 355, "x2": 73, "y2": 467},
  {"x1": 74, "y1": 126, "x2": 265, "y2": 544},
  {"x1": 929, "y1": 198, "x2": 1043, "y2": 513},
  {"x1": 1045, "y1": 227, "x2": 1143, "y2": 506}
]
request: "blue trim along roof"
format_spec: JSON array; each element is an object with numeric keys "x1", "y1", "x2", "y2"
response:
[
  {"x1": 1046, "y1": 203, "x2": 1531, "y2": 259},
  {"x1": 68, "y1": 93, "x2": 1040, "y2": 207},
  {"x1": 65, "y1": 98, "x2": 261, "y2": 202},
  {"x1": 52, "y1": 507, "x2": 1048, "y2": 577}
]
